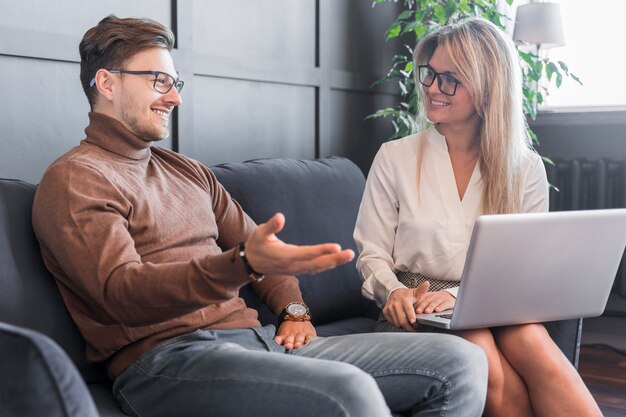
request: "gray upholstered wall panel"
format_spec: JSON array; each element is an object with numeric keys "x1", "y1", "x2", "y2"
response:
[
  {"x1": 1, "y1": 0, "x2": 170, "y2": 36},
  {"x1": 192, "y1": 0, "x2": 315, "y2": 67},
  {"x1": 0, "y1": 57, "x2": 87, "y2": 184},
  {"x1": 190, "y1": 76, "x2": 316, "y2": 166},
  {"x1": 328, "y1": 89, "x2": 396, "y2": 174},
  {"x1": 327, "y1": 0, "x2": 404, "y2": 75}
]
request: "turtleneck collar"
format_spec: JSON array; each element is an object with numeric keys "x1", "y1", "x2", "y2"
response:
[{"x1": 84, "y1": 112, "x2": 153, "y2": 160}]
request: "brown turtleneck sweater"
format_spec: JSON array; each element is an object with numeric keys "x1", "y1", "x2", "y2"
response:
[{"x1": 32, "y1": 112, "x2": 303, "y2": 378}]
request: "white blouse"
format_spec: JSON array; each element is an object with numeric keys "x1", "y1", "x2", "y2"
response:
[{"x1": 354, "y1": 127, "x2": 549, "y2": 307}]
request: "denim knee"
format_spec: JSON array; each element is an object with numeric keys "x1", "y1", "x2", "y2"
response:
[
  {"x1": 318, "y1": 361, "x2": 392, "y2": 417},
  {"x1": 444, "y1": 336, "x2": 488, "y2": 403}
]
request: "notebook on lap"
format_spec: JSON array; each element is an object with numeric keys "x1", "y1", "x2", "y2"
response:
[{"x1": 415, "y1": 209, "x2": 626, "y2": 330}]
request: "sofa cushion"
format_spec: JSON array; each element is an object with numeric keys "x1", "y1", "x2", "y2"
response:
[
  {"x1": 315, "y1": 317, "x2": 376, "y2": 337},
  {"x1": 0, "y1": 322, "x2": 100, "y2": 417},
  {"x1": 211, "y1": 157, "x2": 379, "y2": 325},
  {"x1": 88, "y1": 383, "x2": 129, "y2": 417},
  {"x1": 0, "y1": 178, "x2": 107, "y2": 383}
]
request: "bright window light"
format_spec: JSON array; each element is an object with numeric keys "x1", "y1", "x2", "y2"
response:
[{"x1": 539, "y1": 0, "x2": 626, "y2": 108}]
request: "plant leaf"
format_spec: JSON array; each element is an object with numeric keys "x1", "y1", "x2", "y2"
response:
[
  {"x1": 556, "y1": 72, "x2": 563, "y2": 88},
  {"x1": 398, "y1": 10, "x2": 414, "y2": 20},
  {"x1": 386, "y1": 22, "x2": 402, "y2": 40},
  {"x1": 399, "y1": 80, "x2": 408, "y2": 95},
  {"x1": 545, "y1": 62, "x2": 558, "y2": 81}
]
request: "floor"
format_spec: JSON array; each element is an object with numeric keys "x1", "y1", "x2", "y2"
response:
[
  {"x1": 579, "y1": 308, "x2": 626, "y2": 417},
  {"x1": 579, "y1": 346, "x2": 626, "y2": 417}
]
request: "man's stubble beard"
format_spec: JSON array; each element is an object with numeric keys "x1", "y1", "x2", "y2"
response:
[{"x1": 120, "y1": 94, "x2": 170, "y2": 142}]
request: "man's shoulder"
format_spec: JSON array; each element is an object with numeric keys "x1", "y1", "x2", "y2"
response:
[
  {"x1": 42, "y1": 141, "x2": 110, "y2": 181},
  {"x1": 151, "y1": 146, "x2": 217, "y2": 182},
  {"x1": 151, "y1": 145, "x2": 197, "y2": 165}
]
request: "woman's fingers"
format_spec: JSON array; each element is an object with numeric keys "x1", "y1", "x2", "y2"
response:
[{"x1": 414, "y1": 291, "x2": 456, "y2": 314}]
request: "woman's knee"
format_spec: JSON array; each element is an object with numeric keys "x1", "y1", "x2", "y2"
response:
[
  {"x1": 496, "y1": 324, "x2": 554, "y2": 357},
  {"x1": 495, "y1": 324, "x2": 566, "y2": 374}
]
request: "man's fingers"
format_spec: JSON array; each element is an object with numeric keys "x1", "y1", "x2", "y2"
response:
[
  {"x1": 293, "y1": 335, "x2": 306, "y2": 348},
  {"x1": 282, "y1": 335, "x2": 295, "y2": 349},
  {"x1": 289, "y1": 249, "x2": 355, "y2": 275},
  {"x1": 246, "y1": 212, "x2": 353, "y2": 276},
  {"x1": 256, "y1": 212, "x2": 285, "y2": 237},
  {"x1": 283, "y1": 242, "x2": 345, "y2": 258}
]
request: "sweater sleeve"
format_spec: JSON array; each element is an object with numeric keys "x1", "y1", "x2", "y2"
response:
[{"x1": 33, "y1": 162, "x2": 256, "y2": 327}]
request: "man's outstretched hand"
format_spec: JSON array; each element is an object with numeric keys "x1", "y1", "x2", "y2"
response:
[{"x1": 245, "y1": 213, "x2": 355, "y2": 276}]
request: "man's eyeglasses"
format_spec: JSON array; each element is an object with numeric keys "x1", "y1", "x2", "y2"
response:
[
  {"x1": 89, "y1": 69, "x2": 184, "y2": 94},
  {"x1": 417, "y1": 65, "x2": 461, "y2": 97}
]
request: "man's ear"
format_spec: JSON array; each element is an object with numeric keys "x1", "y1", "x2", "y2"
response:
[{"x1": 93, "y1": 69, "x2": 116, "y2": 102}]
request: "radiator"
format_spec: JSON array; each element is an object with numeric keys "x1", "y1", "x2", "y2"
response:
[{"x1": 545, "y1": 159, "x2": 626, "y2": 297}]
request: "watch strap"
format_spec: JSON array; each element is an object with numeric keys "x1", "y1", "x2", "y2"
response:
[{"x1": 231, "y1": 242, "x2": 265, "y2": 282}]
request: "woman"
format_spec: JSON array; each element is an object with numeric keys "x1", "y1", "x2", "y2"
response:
[{"x1": 354, "y1": 18, "x2": 601, "y2": 417}]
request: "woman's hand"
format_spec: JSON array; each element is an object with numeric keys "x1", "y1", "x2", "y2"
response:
[
  {"x1": 382, "y1": 282, "x2": 430, "y2": 332},
  {"x1": 413, "y1": 290, "x2": 456, "y2": 314}
]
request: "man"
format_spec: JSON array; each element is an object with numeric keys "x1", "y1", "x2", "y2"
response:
[{"x1": 32, "y1": 15, "x2": 487, "y2": 417}]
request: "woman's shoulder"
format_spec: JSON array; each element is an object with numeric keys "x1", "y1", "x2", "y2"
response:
[
  {"x1": 379, "y1": 128, "x2": 434, "y2": 156},
  {"x1": 519, "y1": 148, "x2": 547, "y2": 181},
  {"x1": 521, "y1": 148, "x2": 544, "y2": 168}
]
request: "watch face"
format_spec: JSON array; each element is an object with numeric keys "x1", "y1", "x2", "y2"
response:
[{"x1": 286, "y1": 303, "x2": 308, "y2": 317}]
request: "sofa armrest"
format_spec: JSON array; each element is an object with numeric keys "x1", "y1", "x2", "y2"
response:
[{"x1": 0, "y1": 322, "x2": 100, "y2": 417}]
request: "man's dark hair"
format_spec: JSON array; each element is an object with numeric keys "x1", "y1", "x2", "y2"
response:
[{"x1": 79, "y1": 15, "x2": 175, "y2": 108}]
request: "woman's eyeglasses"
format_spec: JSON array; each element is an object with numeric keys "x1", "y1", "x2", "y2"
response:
[{"x1": 417, "y1": 65, "x2": 460, "y2": 96}]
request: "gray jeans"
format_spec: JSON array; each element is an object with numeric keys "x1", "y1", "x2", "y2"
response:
[{"x1": 112, "y1": 325, "x2": 487, "y2": 417}]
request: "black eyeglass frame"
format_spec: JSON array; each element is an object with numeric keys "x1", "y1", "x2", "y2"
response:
[
  {"x1": 417, "y1": 65, "x2": 461, "y2": 97},
  {"x1": 89, "y1": 69, "x2": 184, "y2": 94}
]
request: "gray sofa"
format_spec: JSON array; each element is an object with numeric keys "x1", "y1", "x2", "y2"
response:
[{"x1": 0, "y1": 157, "x2": 582, "y2": 417}]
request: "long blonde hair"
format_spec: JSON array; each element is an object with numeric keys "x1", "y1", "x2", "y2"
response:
[{"x1": 413, "y1": 18, "x2": 533, "y2": 214}]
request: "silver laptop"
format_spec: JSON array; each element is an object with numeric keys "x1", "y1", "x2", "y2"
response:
[{"x1": 415, "y1": 209, "x2": 626, "y2": 330}]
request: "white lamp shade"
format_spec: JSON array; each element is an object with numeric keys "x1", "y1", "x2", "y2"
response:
[{"x1": 513, "y1": 2, "x2": 565, "y2": 48}]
